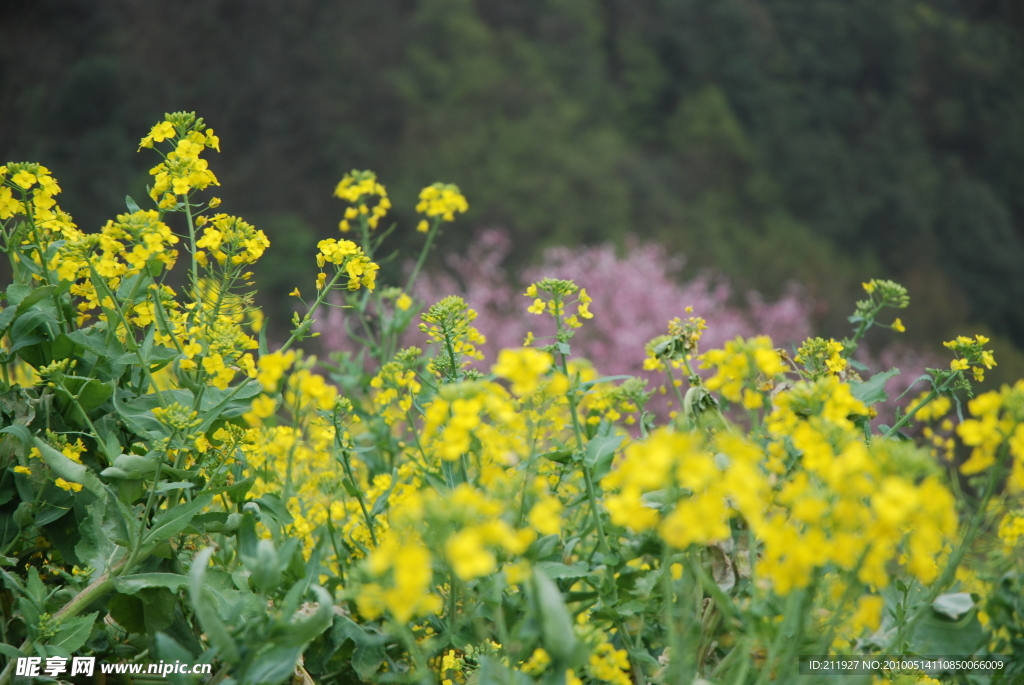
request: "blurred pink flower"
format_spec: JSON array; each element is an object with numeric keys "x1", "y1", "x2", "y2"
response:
[{"x1": 320, "y1": 229, "x2": 813, "y2": 377}]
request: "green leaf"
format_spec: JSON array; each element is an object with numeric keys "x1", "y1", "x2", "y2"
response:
[
  {"x1": 535, "y1": 561, "x2": 592, "y2": 581},
  {"x1": 533, "y1": 568, "x2": 578, "y2": 667},
  {"x1": 195, "y1": 381, "x2": 264, "y2": 432},
  {"x1": 333, "y1": 617, "x2": 386, "y2": 681},
  {"x1": 932, "y1": 592, "x2": 974, "y2": 620},
  {"x1": 248, "y1": 539, "x2": 282, "y2": 594},
  {"x1": 474, "y1": 656, "x2": 534, "y2": 685},
  {"x1": 239, "y1": 645, "x2": 303, "y2": 685},
  {"x1": 0, "y1": 285, "x2": 57, "y2": 334},
  {"x1": 49, "y1": 612, "x2": 98, "y2": 653},
  {"x1": 2, "y1": 284, "x2": 31, "y2": 308},
  {"x1": 114, "y1": 391, "x2": 174, "y2": 440},
  {"x1": 259, "y1": 322, "x2": 269, "y2": 357},
  {"x1": 156, "y1": 481, "x2": 194, "y2": 493},
  {"x1": 34, "y1": 437, "x2": 105, "y2": 496},
  {"x1": 9, "y1": 308, "x2": 56, "y2": 354},
  {"x1": 33, "y1": 489, "x2": 73, "y2": 526},
  {"x1": 114, "y1": 573, "x2": 188, "y2": 595},
  {"x1": 143, "y1": 494, "x2": 213, "y2": 547},
  {"x1": 539, "y1": 448, "x2": 572, "y2": 464},
  {"x1": 101, "y1": 452, "x2": 190, "y2": 481},
  {"x1": 26, "y1": 566, "x2": 47, "y2": 603},
  {"x1": 0, "y1": 425, "x2": 32, "y2": 456},
  {"x1": 75, "y1": 495, "x2": 123, "y2": 576},
  {"x1": 189, "y1": 547, "x2": 240, "y2": 663},
  {"x1": 578, "y1": 375, "x2": 633, "y2": 392},
  {"x1": 583, "y1": 432, "x2": 624, "y2": 481},
  {"x1": 108, "y1": 592, "x2": 147, "y2": 633},
  {"x1": 54, "y1": 375, "x2": 114, "y2": 423},
  {"x1": 850, "y1": 368, "x2": 900, "y2": 406},
  {"x1": 275, "y1": 586, "x2": 333, "y2": 647},
  {"x1": 369, "y1": 469, "x2": 398, "y2": 518},
  {"x1": 125, "y1": 195, "x2": 141, "y2": 213},
  {"x1": 192, "y1": 511, "x2": 243, "y2": 533},
  {"x1": 910, "y1": 607, "x2": 983, "y2": 655}
]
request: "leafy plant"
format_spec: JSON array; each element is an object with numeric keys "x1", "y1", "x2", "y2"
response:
[{"x1": 1, "y1": 114, "x2": 1022, "y2": 685}]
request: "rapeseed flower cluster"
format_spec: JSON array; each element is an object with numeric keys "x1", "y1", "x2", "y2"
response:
[
  {"x1": 415, "y1": 182, "x2": 469, "y2": 232},
  {"x1": 643, "y1": 310, "x2": 707, "y2": 373},
  {"x1": 316, "y1": 238, "x2": 379, "y2": 290},
  {"x1": 419, "y1": 296, "x2": 487, "y2": 379},
  {"x1": 794, "y1": 337, "x2": 848, "y2": 380},
  {"x1": 142, "y1": 113, "x2": 220, "y2": 209},
  {"x1": 956, "y1": 380, "x2": 1024, "y2": 485},
  {"x1": 701, "y1": 335, "x2": 786, "y2": 405},
  {"x1": 944, "y1": 334, "x2": 997, "y2": 382},
  {"x1": 195, "y1": 213, "x2": 270, "y2": 266},
  {"x1": 334, "y1": 170, "x2": 391, "y2": 232}
]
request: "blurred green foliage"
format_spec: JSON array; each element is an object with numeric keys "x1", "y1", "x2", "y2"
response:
[{"x1": 3, "y1": 0, "x2": 1024, "y2": 352}]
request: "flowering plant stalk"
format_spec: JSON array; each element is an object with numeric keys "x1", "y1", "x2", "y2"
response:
[{"x1": 1, "y1": 115, "x2": 1022, "y2": 685}]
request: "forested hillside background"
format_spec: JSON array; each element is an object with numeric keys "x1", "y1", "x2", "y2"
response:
[{"x1": 3, "y1": 0, "x2": 1024, "y2": 371}]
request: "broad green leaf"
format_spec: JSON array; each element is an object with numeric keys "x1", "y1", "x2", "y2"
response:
[
  {"x1": 49, "y1": 612, "x2": 98, "y2": 653},
  {"x1": 539, "y1": 448, "x2": 572, "y2": 463},
  {"x1": 195, "y1": 381, "x2": 263, "y2": 432},
  {"x1": 333, "y1": 617, "x2": 386, "y2": 681},
  {"x1": 192, "y1": 511, "x2": 242, "y2": 533},
  {"x1": 26, "y1": 566, "x2": 46, "y2": 603},
  {"x1": 583, "y1": 432, "x2": 624, "y2": 480},
  {"x1": 274, "y1": 586, "x2": 333, "y2": 647},
  {"x1": 932, "y1": 592, "x2": 974, "y2": 620},
  {"x1": 34, "y1": 437, "x2": 105, "y2": 496},
  {"x1": 189, "y1": 547, "x2": 240, "y2": 663},
  {"x1": 0, "y1": 284, "x2": 57, "y2": 334},
  {"x1": 535, "y1": 561, "x2": 592, "y2": 581},
  {"x1": 0, "y1": 425, "x2": 32, "y2": 456},
  {"x1": 578, "y1": 375, "x2": 633, "y2": 392},
  {"x1": 247, "y1": 539, "x2": 282, "y2": 594},
  {"x1": 239, "y1": 645, "x2": 303, "y2": 685},
  {"x1": 114, "y1": 391, "x2": 175, "y2": 440},
  {"x1": 114, "y1": 573, "x2": 188, "y2": 595},
  {"x1": 850, "y1": 368, "x2": 900, "y2": 406},
  {"x1": 143, "y1": 494, "x2": 213, "y2": 547},
  {"x1": 75, "y1": 495, "x2": 124, "y2": 576},
  {"x1": 533, "y1": 568, "x2": 577, "y2": 667},
  {"x1": 101, "y1": 452, "x2": 190, "y2": 481},
  {"x1": 910, "y1": 608, "x2": 983, "y2": 655}
]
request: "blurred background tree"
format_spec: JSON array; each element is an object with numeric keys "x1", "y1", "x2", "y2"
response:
[{"x1": 3, "y1": 0, "x2": 1024, "y2": 373}]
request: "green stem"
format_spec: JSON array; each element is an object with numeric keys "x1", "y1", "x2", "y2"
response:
[
  {"x1": 883, "y1": 387, "x2": 938, "y2": 439},
  {"x1": 123, "y1": 436, "x2": 177, "y2": 573},
  {"x1": 338, "y1": 447, "x2": 377, "y2": 547},
  {"x1": 846, "y1": 303, "x2": 886, "y2": 354},
  {"x1": 279, "y1": 269, "x2": 345, "y2": 353},
  {"x1": 182, "y1": 193, "x2": 199, "y2": 293},
  {"x1": 662, "y1": 548, "x2": 680, "y2": 683},
  {"x1": 666, "y1": 367, "x2": 687, "y2": 413},
  {"x1": 404, "y1": 218, "x2": 440, "y2": 295},
  {"x1": 558, "y1": 344, "x2": 610, "y2": 555},
  {"x1": 820, "y1": 550, "x2": 870, "y2": 654},
  {"x1": 89, "y1": 267, "x2": 167, "y2": 406}
]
